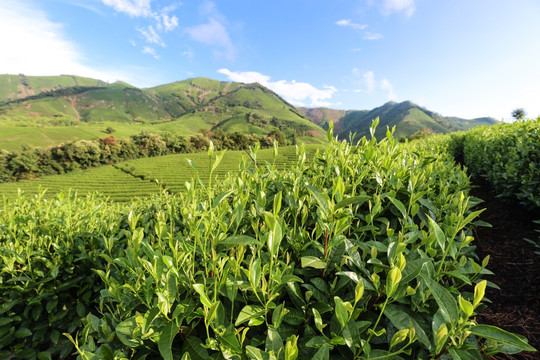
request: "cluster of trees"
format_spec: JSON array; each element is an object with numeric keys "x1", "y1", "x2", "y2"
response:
[{"x1": 0, "y1": 129, "x2": 289, "y2": 182}]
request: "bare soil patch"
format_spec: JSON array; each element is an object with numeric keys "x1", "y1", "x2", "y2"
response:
[{"x1": 470, "y1": 180, "x2": 539, "y2": 360}]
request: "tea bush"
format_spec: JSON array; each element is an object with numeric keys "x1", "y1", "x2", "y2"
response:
[
  {"x1": 0, "y1": 122, "x2": 535, "y2": 359},
  {"x1": 462, "y1": 117, "x2": 540, "y2": 209}
]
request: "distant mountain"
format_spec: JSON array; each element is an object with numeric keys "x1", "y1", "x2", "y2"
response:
[
  {"x1": 0, "y1": 74, "x2": 326, "y2": 144},
  {"x1": 300, "y1": 101, "x2": 498, "y2": 139}
]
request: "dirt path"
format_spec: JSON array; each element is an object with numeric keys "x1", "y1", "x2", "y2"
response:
[{"x1": 470, "y1": 181, "x2": 540, "y2": 360}]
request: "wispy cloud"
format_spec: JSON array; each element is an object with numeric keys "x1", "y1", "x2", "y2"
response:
[
  {"x1": 364, "y1": 32, "x2": 383, "y2": 40},
  {"x1": 161, "y1": 13, "x2": 178, "y2": 32},
  {"x1": 364, "y1": 71, "x2": 376, "y2": 93},
  {"x1": 186, "y1": 2, "x2": 235, "y2": 61},
  {"x1": 101, "y1": 0, "x2": 179, "y2": 47},
  {"x1": 142, "y1": 46, "x2": 159, "y2": 59},
  {"x1": 218, "y1": 69, "x2": 337, "y2": 107},
  {"x1": 182, "y1": 48, "x2": 195, "y2": 60},
  {"x1": 351, "y1": 69, "x2": 398, "y2": 100},
  {"x1": 137, "y1": 25, "x2": 165, "y2": 46},
  {"x1": 101, "y1": 0, "x2": 153, "y2": 17},
  {"x1": 336, "y1": 18, "x2": 382, "y2": 40},
  {"x1": 336, "y1": 19, "x2": 367, "y2": 30},
  {"x1": 382, "y1": 0, "x2": 415, "y2": 17},
  {"x1": 381, "y1": 78, "x2": 397, "y2": 100}
]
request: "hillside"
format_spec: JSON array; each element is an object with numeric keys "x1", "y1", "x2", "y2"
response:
[
  {"x1": 0, "y1": 74, "x2": 108, "y2": 102},
  {"x1": 300, "y1": 101, "x2": 498, "y2": 139},
  {"x1": 0, "y1": 75, "x2": 325, "y2": 150}
]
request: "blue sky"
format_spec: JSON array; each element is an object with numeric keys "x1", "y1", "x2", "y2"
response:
[{"x1": 1, "y1": 0, "x2": 539, "y2": 120}]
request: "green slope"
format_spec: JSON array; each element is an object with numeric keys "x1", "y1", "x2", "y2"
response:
[{"x1": 0, "y1": 74, "x2": 107, "y2": 102}]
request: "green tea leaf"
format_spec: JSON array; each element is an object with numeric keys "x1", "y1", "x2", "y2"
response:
[
  {"x1": 37, "y1": 352, "x2": 52, "y2": 360},
  {"x1": 312, "y1": 343, "x2": 330, "y2": 360},
  {"x1": 334, "y1": 296, "x2": 349, "y2": 328},
  {"x1": 14, "y1": 328, "x2": 32, "y2": 338},
  {"x1": 216, "y1": 325, "x2": 242, "y2": 354},
  {"x1": 284, "y1": 335, "x2": 299, "y2": 360},
  {"x1": 265, "y1": 327, "x2": 283, "y2": 356},
  {"x1": 306, "y1": 336, "x2": 329, "y2": 348},
  {"x1": 387, "y1": 196, "x2": 407, "y2": 219},
  {"x1": 308, "y1": 185, "x2": 330, "y2": 215},
  {"x1": 192, "y1": 284, "x2": 212, "y2": 308},
  {"x1": 428, "y1": 216, "x2": 446, "y2": 251},
  {"x1": 420, "y1": 274, "x2": 458, "y2": 324},
  {"x1": 212, "y1": 190, "x2": 233, "y2": 208},
  {"x1": 312, "y1": 308, "x2": 326, "y2": 333},
  {"x1": 211, "y1": 150, "x2": 225, "y2": 172},
  {"x1": 448, "y1": 348, "x2": 483, "y2": 360},
  {"x1": 386, "y1": 266, "x2": 402, "y2": 297},
  {"x1": 355, "y1": 278, "x2": 365, "y2": 304},
  {"x1": 158, "y1": 322, "x2": 178, "y2": 360},
  {"x1": 390, "y1": 329, "x2": 409, "y2": 349},
  {"x1": 115, "y1": 317, "x2": 140, "y2": 347},
  {"x1": 246, "y1": 346, "x2": 271, "y2": 360},
  {"x1": 235, "y1": 305, "x2": 265, "y2": 326},
  {"x1": 181, "y1": 336, "x2": 209, "y2": 360},
  {"x1": 470, "y1": 325, "x2": 536, "y2": 352},
  {"x1": 219, "y1": 235, "x2": 259, "y2": 249},
  {"x1": 301, "y1": 256, "x2": 326, "y2": 269},
  {"x1": 458, "y1": 297, "x2": 474, "y2": 318},
  {"x1": 473, "y1": 280, "x2": 487, "y2": 308},
  {"x1": 272, "y1": 304, "x2": 289, "y2": 329},
  {"x1": 335, "y1": 195, "x2": 371, "y2": 210}
]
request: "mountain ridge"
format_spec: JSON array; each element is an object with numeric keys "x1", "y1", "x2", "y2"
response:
[
  {"x1": 299, "y1": 101, "x2": 498, "y2": 139},
  {"x1": 0, "y1": 74, "x2": 496, "y2": 150}
]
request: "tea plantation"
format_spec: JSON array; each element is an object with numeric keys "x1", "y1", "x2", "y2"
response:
[{"x1": 0, "y1": 120, "x2": 538, "y2": 359}]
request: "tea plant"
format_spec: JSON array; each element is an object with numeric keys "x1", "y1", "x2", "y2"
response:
[
  {"x1": 0, "y1": 191, "x2": 129, "y2": 359},
  {"x1": 57, "y1": 121, "x2": 535, "y2": 359}
]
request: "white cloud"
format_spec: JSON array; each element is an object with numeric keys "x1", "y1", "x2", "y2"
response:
[
  {"x1": 383, "y1": 0, "x2": 415, "y2": 17},
  {"x1": 218, "y1": 69, "x2": 337, "y2": 107},
  {"x1": 142, "y1": 46, "x2": 159, "y2": 59},
  {"x1": 101, "y1": 0, "x2": 153, "y2": 17},
  {"x1": 364, "y1": 32, "x2": 383, "y2": 40},
  {"x1": 161, "y1": 14, "x2": 178, "y2": 32},
  {"x1": 336, "y1": 18, "x2": 382, "y2": 40},
  {"x1": 381, "y1": 78, "x2": 397, "y2": 100},
  {"x1": 336, "y1": 19, "x2": 367, "y2": 30},
  {"x1": 182, "y1": 48, "x2": 195, "y2": 60},
  {"x1": 138, "y1": 25, "x2": 165, "y2": 46},
  {"x1": 364, "y1": 71, "x2": 376, "y2": 93},
  {"x1": 101, "y1": 0, "x2": 179, "y2": 47},
  {"x1": 0, "y1": 0, "x2": 167, "y2": 88},
  {"x1": 186, "y1": 18, "x2": 235, "y2": 61},
  {"x1": 0, "y1": 0, "x2": 123, "y2": 82}
]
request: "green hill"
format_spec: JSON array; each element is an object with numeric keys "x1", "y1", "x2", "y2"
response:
[
  {"x1": 0, "y1": 75, "x2": 326, "y2": 150},
  {"x1": 300, "y1": 101, "x2": 498, "y2": 139},
  {"x1": 0, "y1": 74, "x2": 108, "y2": 102}
]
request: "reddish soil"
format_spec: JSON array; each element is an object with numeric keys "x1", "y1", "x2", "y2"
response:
[{"x1": 470, "y1": 181, "x2": 540, "y2": 360}]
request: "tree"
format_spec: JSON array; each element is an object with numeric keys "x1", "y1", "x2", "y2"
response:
[{"x1": 511, "y1": 108, "x2": 526, "y2": 121}]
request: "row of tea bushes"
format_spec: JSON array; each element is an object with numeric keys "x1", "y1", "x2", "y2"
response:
[
  {"x1": 462, "y1": 117, "x2": 540, "y2": 209},
  {"x1": 409, "y1": 117, "x2": 539, "y2": 210},
  {"x1": 0, "y1": 122, "x2": 535, "y2": 359}
]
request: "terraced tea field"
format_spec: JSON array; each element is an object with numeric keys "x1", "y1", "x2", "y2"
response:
[{"x1": 0, "y1": 145, "x2": 322, "y2": 201}]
